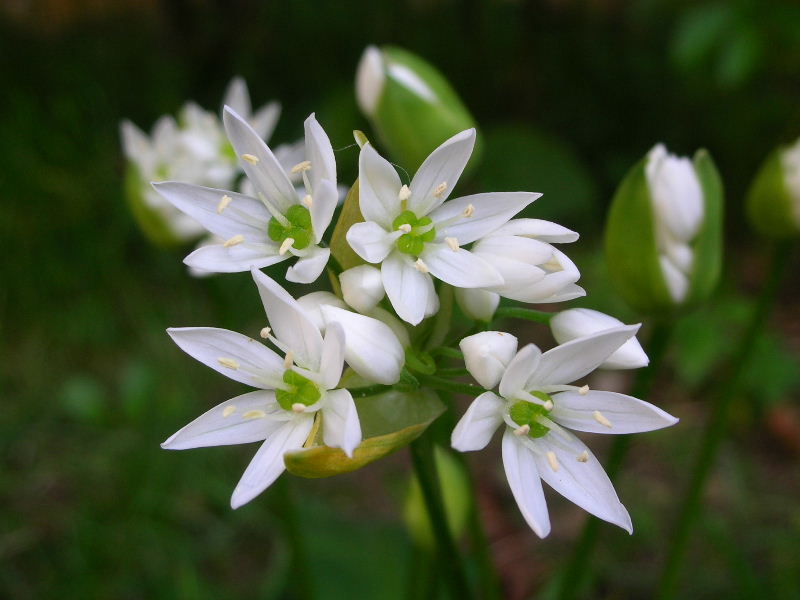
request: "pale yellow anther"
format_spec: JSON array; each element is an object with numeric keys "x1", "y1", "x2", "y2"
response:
[
  {"x1": 217, "y1": 194, "x2": 233, "y2": 214},
  {"x1": 279, "y1": 238, "x2": 295, "y2": 255},
  {"x1": 302, "y1": 194, "x2": 313, "y2": 207},
  {"x1": 291, "y1": 160, "x2": 312, "y2": 174},
  {"x1": 445, "y1": 237, "x2": 460, "y2": 251},
  {"x1": 398, "y1": 223, "x2": 412, "y2": 233},
  {"x1": 593, "y1": 410, "x2": 613, "y2": 428},
  {"x1": 414, "y1": 258, "x2": 429, "y2": 273},
  {"x1": 260, "y1": 327, "x2": 271, "y2": 339},
  {"x1": 513, "y1": 424, "x2": 531, "y2": 436},
  {"x1": 222, "y1": 405, "x2": 237, "y2": 418},
  {"x1": 577, "y1": 451, "x2": 589, "y2": 463},
  {"x1": 433, "y1": 181, "x2": 448, "y2": 198},
  {"x1": 462, "y1": 204, "x2": 475, "y2": 218},
  {"x1": 543, "y1": 254, "x2": 565, "y2": 272},
  {"x1": 291, "y1": 403, "x2": 306, "y2": 413},
  {"x1": 579, "y1": 385, "x2": 590, "y2": 395},
  {"x1": 241, "y1": 153, "x2": 259, "y2": 165},
  {"x1": 283, "y1": 351, "x2": 294, "y2": 369},
  {"x1": 543, "y1": 399, "x2": 554, "y2": 411},
  {"x1": 243, "y1": 409, "x2": 267, "y2": 420},
  {"x1": 218, "y1": 357, "x2": 240, "y2": 370},
  {"x1": 223, "y1": 234, "x2": 245, "y2": 248},
  {"x1": 398, "y1": 184, "x2": 411, "y2": 201},
  {"x1": 546, "y1": 451, "x2": 560, "y2": 472}
]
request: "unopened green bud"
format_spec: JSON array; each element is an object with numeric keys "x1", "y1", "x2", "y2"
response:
[
  {"x1": 604, "y1": 144, "x2": 723, "y2": 315},
  {"x1": 746, "y1": 139, "x2": 800, "y2": 238},
  {"x1": 355, "y1": 45, "x2": 480, "y2": 171}
]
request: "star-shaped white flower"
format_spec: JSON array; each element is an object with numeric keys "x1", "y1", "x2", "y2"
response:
[
  {"x1": 451, "y1": 329, "x2": 678, "y2": 537},
  {"x1": 346, "y1": 130, "x2": 541, "y2": 324},
  {"x1": 162, "y1": 269, "x2": 403, "y2": 508},
  {"x1": 153, "y1": 107, "x2": 338, "y2": 283}
]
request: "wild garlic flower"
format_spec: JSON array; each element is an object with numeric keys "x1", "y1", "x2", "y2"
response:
[
  {"x1": 154, "y1": 107, "x2": 338, "y2": 283},
  {"x1": 346, "y1": 130, "x2": 540, "y2": 324},
  {"x1": 162, "y1": 269, "x2": 404, "y2": 508},
  {"x1": 451, "y1": 329, "x2": 677, "y2": 537}
]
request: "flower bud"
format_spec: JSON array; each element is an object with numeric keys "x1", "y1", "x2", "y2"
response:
[
  {"x1": 459, "y1": 331, "x2": 518, "y2": 390},
  {"x1": 746, "y1": 138, "x2": 800, "y2": 238},
  {"x1": 339, "y1": 265, "x2": 385, "y2": 314},
  {"x1": 296, "y1": 291, "x2": 348, "y2": 332},
  {"x1": 605, "y1": 144, "x2": 723, "y2": 315},
  {"x1": 454, "y1": 288, "x2": 499, "y2": 322},
  {"x1": 550, "y1": 309, "x2": 648, "y2": 370},
  {"x1": 355, "y1": 45, "x2": 480, "y2": 171}
]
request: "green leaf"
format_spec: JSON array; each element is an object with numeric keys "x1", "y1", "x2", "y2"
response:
[
  {"x1": 687, "y1": 149, "x2": 724, "y2": 305},
  {"x1": 329, "y1": 181, "x2": 366, "y2": 271},
  {"x1": 284, "y1": 389, "x2": 444, "y2": 478}
]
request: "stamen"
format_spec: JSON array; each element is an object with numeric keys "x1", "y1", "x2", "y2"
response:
[
  {"x1": 398, "y1": 223, "x2": 412, "y2": 233},
  {"x1": 577, "y1": 451, "x2": 589, "y2": 462},
  {"x1": 217, "y1": 194, "x2": 233, "y2": 214},
  {"x1": 513, "y1": 424, "x2": 530, "y2": 436},
  {"x1": 241, "y1": 153, "x2": 259, "y2": 165},
  {"x1": 579, "y1": 385, "x2": 590, "y2": 395},
  {"x1": 444, "y1": 237, "x2": 459, "y2": 251},
  {"x1": 218, "y1": 357, "x2": 240, "y2": 370},
  {"x1": 279, "y1": 238, "x2": 295, "y2": 255},
  {"x1": 283, "y1": 351, "x2": 294, "y2": 369},
  {"x1": 462, "y1": 204, "x2": 475, "y2": 218},
  {"x1": 546, "y1": 451, "x2": 560, "y2": 472},
  {"x1": 398, "y1": 185, "x2": 411, "y2": 201},
  {"x1": 291, "y1": 160, "x2": 312, "y2": 174},
  {"x1": 433, "y1": 181, "x2": 448, "y2": 198},
  {"x1": 291, "y1": 403, "x2": 306, "y2": 413},
  {"x1": 222, "y1": 405, "x2": 236, "y2": 418},
  {"x1": 414, "y1": 258, "x2": 429, "y2": 273},
  {"x1": 243, "y1": 409, "x2": 267, "y2": 420},
  {"x1": 593, "y1": 410, "x2": 613, "y2": 428},
  {"x1": 260, "y1": 327, "x2": 271, "y2": 339},
  {"x1": 223, "y1": 234, "x2": 245, "y2": 248},
  {"x1": 302, "y1": 194, "x2": 313, "y2": 207}
]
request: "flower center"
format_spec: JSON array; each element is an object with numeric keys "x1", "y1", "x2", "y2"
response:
[
  {"x1": 392, "y1": 210, "x2": 436, "y2": 256},
  {"x1": 276, "y1": 370, "x2": 321, "y2": 411},
  {"x1": 509, "y1": 392, "x2": 554, "y2": 438},
  {"x1": 268, "y1": 205, "x2": 313, "y2": 250}
]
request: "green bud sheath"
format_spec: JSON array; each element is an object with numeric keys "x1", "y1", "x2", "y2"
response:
[{"x1": 746, "y1": 147, "x2": 800, "y2": 238}]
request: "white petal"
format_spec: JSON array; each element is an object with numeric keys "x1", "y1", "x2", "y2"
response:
[
  {"x1": 152, "y1": 182, "x2": 270, "y2": 240},
  {"x1": 310, "y1": 178, "x2": 338, "y2": 243},
  {"x1": 459, "y1": 331, "x2": 518, "y2": 390},
  {"x1": 454, "y1": 288, "x2": 500, "y2": 322},
  {"x1": 381, "y1": 252, "x2": 434, "y2": 325},
  {"x1": 451, "y1": 391, "x2": 505, "y2": 451},
  {"x1": 473, "y1": 235, "x2": 555, "y2": 266},
  {"x1": 499, "y1": 344, "x2": 542, "y2": 399},
  {"x1": 431, "y1": 192, "x2": 540, "y2": 244},
  {"x1": 319, "y1": 322, "x2": 346, "y2": 390},
  {"x1": 296, "y1": 291, "x2": 348, "y2": 332},
  {"x1": 184, "y1": 243, "x2": 286, "y2": 273},
  {"x1": 251, "y1": 269, "x2": 323, "y2": 370},
  {"x1": 502, "y1": 431, "x2": 551, "y2": 538},
  {"x1": 550, "y1": 390, "x2": 679, "y2": 434},
  {"x1": 659, "y1": 255, "x2": 689, "y2": 303},
  {"x1": 339, "y1": 265, "x2": 385, "y2": 313},
  {"x1": 356, "y1": 45, "x2": 385, "y2": 117},
  {"x1": 529, "y1": 326, "x2": 640, "y2": 388},
  {"x1": 409, "y1": 129, "x2": 476, "y2": 215},
  {"x1": 230, "y1": 417, "x2": 314, "y2": 509},
  {"x1": 161, "y1": 391, "x2": 283, "y2": 450},
  {"x1": 320, "y1": 306, "x2": 404, "y2": 385},
  {"x1": 646, "y1": 144, "x2": 704, "y2": 243},
  {"x1": 120, "y1": 120, "x2": 150, "y2": 165},
  {"x1": 346, "y1": 221, "x2": 398, "y2": 263},
  {"x1": 321, "y1": 389, "x2": 362, "y2": 457},
  {"x1": 359, "y1": 144, "x2": 402, "y2": 228},
  {"x1": 251, "y1": 102, "x2": 281, "y2": 142},
  {"x1": 540, "y1": 283, "x2": 586, "y2": 303},
  {"x1": 550, "y1": 309, "x2": 649, "y2": 370},
  {"x1": 223, "y1": 77, "x2": 251, "y2": 118},
  {"x1": 285, "y1": 247, "x2": 330, "y2": 284},
  {"x1": 423, "y1": 273, "x2": 440, "y2": 318},
  {"x1": 366, "y1": 306, "x2": 411, "y2": 348},
  {"x1": 167, "y1": 327, "x2": 284, "y2": 388},
  {"x1": 304, "y1": 113, "x2": 337, "y2": 191},
  {"x1": 223, "y1": 106, "x2": 297, "y2": 213},
  {"x1": 530, "y1": 431, "x2": 632, "y2": 532},
  {"x1": 420, "y1": 245, "x2": 503, "y2": 288},
  {"x1": 499, "y1": 249, "x2": 581, "y2": 303},
  {"x1": 491, "y1": 218, "x2": 579, "y2": 243}
]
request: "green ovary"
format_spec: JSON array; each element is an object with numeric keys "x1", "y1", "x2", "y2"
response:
[
  {"x1": 276, "y1": 370, "x2": 321, "y2": 411},
  {"x1": 509, "y1": 394, "x2": 553, "y2": 438},
  {"x1": 392, "y1": 210, "x2": 436, "y2": 256},
  {"x1": 268, "y1": 204, "x2": 313, "y2": 250}
]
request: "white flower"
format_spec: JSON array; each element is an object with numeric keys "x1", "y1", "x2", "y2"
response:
[
  {"x1": 162, "y1": 269, "x2": 402, "y2": 508},
  {"x1": 550, "y1": 308, "x2": 649, "y2": 370},
  {"x1": 780, "y1": 138, "x2": 800, "y2": 228},
  {"x1": 454, "y1": 219, "x2": 584, "y2": 321},
  {"x1": 339, "y1": 265, "x2": 386, "y2": 314},
  {"x1": 451, "y1": 327, "x2": 678, "y2": 537},
  {"x1": 346, "y1": 130, "x2": 540, "y2": 324},
  {"x1": 222, "y1": 76, "x2": 281, "y2": 142},
  {"x1": 646, "y1": 144, "x2": 705, "y2": 303},
  {"x1": 153, "y1": 108, "x2": 338, "y2": 283}
]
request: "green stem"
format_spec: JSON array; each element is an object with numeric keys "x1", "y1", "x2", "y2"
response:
[
  {"x1": 274, "y1": 478, "x2": 314, "y2": 600},
  {"x1": 557, "y1": 320, "x2": 674, "y2": 600},
  {"x1": 409, "y1": 434, "x2": 475, "y2": 599},
  {"x1": 430, "y1": 347, "x2": 463, "y2": 360},
  {"x1": 418, "y1": 374, "x2": 485, "y2": 397},
  {"x1": 426, "y1": 284, "x2": 454, "y2": 351},
  {"x1": 656, "y1": 241, "x2": 793, "y2": 599},
  {"x1": 493, "y1": 306, "x2": 554, "y2": 325}
]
